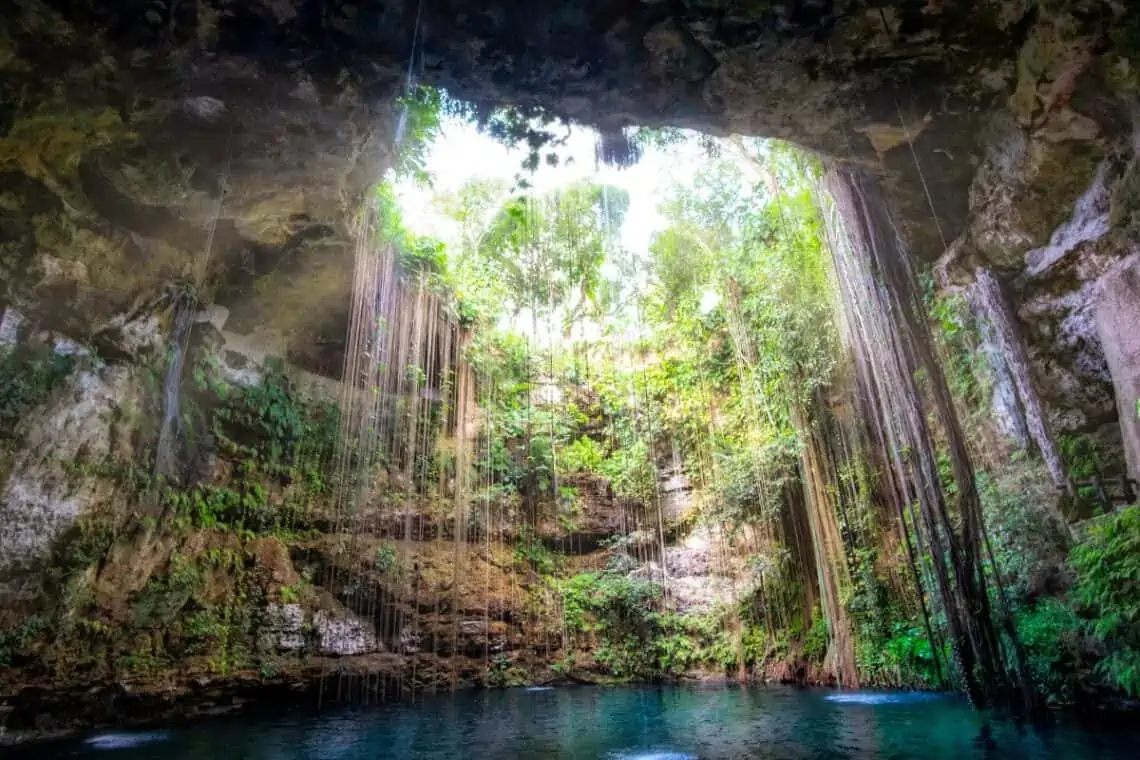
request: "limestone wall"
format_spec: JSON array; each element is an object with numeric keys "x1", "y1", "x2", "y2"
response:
[{"x1": 1095, "y1": 255, "x2": 1140, "y2": 483}]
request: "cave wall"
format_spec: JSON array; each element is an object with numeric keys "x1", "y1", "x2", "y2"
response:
[
  {"x1": 0, "y1": 310, "x2": 756, "y2": 739},
  {"x1": 1, "y1": 0, "x2": 397, "y2": 376}
]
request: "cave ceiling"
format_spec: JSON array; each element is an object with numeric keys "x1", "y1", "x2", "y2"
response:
[{"x1": 0, "y1": 0, "x2": 1134, "y2": 387}]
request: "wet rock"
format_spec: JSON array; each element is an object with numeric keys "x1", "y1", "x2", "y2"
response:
[
  {"x1": 94, "y1": 310, "x2": 164, "y2": 360},
  {"x1": 459, "y1": 620, "x2": 486, "y2": 636},
  {"x1": 661, "y1": 527, "x2": 737, "y2": 614},
  {"x1": 313, "y1": 611, "x2": 381, "y2": 656},
  {"x1": 399, "y1": 627, "x2": 422, "y2": 655},
  {"x1": 37, "y1": 254, "x2": 89, "y2": 288},
  {"x1": 0, "y1": 307, "x2": 26, "y2": 347},
  {"x1": 260, "y1": 603, "x2": 305, "y2": 653},
  {"x1": 181, "y1": 96, "x2": 226, "y2": 123},
  {"x1": 1024, "y1": 161, "x2": 1115, "y2": 278},
  {"x1": 967, "y1": 112, "x2": 1106, "y2": 273},
  {"x1": 642, "y1": 18, "x2": 716, "y2": 83}
]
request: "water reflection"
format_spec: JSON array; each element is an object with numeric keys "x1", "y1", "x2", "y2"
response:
[
  {"x1": 84, "y1": 732, "x2": 169, "y2": 751},
  {"x1": 825, "y1": 692, "x2": 943, "y2": 705},
  {"x1": 14, "y1": 685, "x2": 1140, "y2": 760}
]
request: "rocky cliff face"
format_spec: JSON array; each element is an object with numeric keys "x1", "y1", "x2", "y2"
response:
[{"x1": 0, "y1": 313, "x2": 754, "y2": 741}]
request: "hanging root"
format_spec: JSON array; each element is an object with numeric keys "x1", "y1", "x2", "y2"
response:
[{"x1": 595, "y1": 128, "x2": 642, "y2": 168}]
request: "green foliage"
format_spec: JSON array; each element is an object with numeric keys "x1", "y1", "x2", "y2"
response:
[
  {"x1": 0, "y1": 345, "x2": 75, "y2": 436},
  {"x1": 1016, "y1": 598, "x2": 1083, "y2": 704},
  {"x1": 131, "y1": 556, "x2": 202, "y2": 629},
  {"x1": 559, "y1": 571, "x2": 760, "y2": 678},
  {"x1": 628, "y1": 127, "x2": 689, "y2": 151},
  {"x1": 393, "y1": 86, "x2": 447, "y2": 183},
  {"x1": 124, "y1": 549, "x2": 256, "y2": 675},
  {"x1": 479, "y1": 104, "x2": 571, "y2": 180},
  {"x1": 474, "y1": 183, "x2": 627, "y2": 327},
  {"x1": 1057, "y1": 434, "x2": 1113, "y2": 515},
  {"x1": 600, "y1": 440, "x2": 656, "y2": 505},
  {"x1": 978, "y1": 468, "x2": 1070, "y2": 602},
  {"x1": 259, "y1": 660, "x2": 281, "y2": 680},
  {"x1": 855, "y1": 621, "x2": 940, "y2": 688},
  {"x1": 560, "y1": 574, "x2": 665, "y2": 679},
  {"x1": 559, "y1": 435, "x2": 605, "y2": 475},
  {"x1": 372, "y1": 181, "x2": 451, "y2": 285},
  {"x1": 485, "y1": 654, "x2": 529, "y2": 687},
  {"x1": 374, "y1": 543, "x2": 400, "y2": 576},
  {"x1": 560, "y1": 572, "x2": 661, "y2": 634},
  {"x1": 927, "y1": 288, "x2": 987, "y2": 411},
  {"x1": 1070, "y1": 506, "x2": 1140, "y2": 696},
  {"x1": 802, "y1": 610, "x2": 829, "y2": 662},
  {"x1": 201, "y1": 366, "x2": 339, "y2": 506},
  {"x1": 213, "y1": 370, "x2": 317, "y2": 466},
  {"x1": 654, "y1": 611, "x2": 740, "y2": 673},
  {"x1": 163, "y1": 480, "x2": 291, "y2": 534},
  {"x1": 1059, "y1": 434, "x2": 1104, "y2": 482},
  {"x1": 514, "y1": 527, "x2": 558, "y2": 576},
  {"x1": 0, "y1": 615, "x2": 48, "y2": 667},
  {"x1": 559, "y1": 571, "x2": 662, "y2": 678}
]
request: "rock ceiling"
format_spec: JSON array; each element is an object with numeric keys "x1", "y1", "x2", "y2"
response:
[{"x1": 1, "y1": 0, "x2": 1136, "y2": 448}]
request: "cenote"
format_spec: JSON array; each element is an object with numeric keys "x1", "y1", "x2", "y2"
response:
[
  {"x1": 13, "y1": 686, "x2": 1140, "y2": 760},
  {"x1": 3, "y1": 1, "x2": 1140, "y2": 754}
]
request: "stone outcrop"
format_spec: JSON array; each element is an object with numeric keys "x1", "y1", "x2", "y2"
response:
[
  {"x1": 313, "y1": 611, "x2": 381, "y2": 656},
  {"x1": 1095, "y1": 255, "x2": 1140, "y2": 483},
  {"x1": 260, "y1": 603, "x2": 305, "y2": 652},
  {"x1": 0, "y1": 361, "x2": 145, "y2": 600}
]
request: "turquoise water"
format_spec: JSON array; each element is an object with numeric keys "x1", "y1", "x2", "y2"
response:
[{"x1": 13, "y1": 685, "x2": 1140, "y2": 759}]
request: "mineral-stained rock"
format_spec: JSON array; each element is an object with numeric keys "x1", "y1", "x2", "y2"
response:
[
  {"x1": 399, "y1": 626, "x2": 422, "y2": 655},
  {"x1": 313, "y1": 611, "x2": 381, "y2": 657},
  {"x1": 0, "y1": 363, "x2": 144, "y2": 601},
  {"x1": 260, "y1": 603, "x2": 306, "y2": 653},
  {"x1": 661, "y1": 527, "x2": 737, "y2": 614}
]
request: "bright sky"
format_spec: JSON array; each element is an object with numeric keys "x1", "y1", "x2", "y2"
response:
[
  {"x1": 391, "y1": 116, "x2": 749, "y2": 345},
  {"x1": 394, "y1": 117, "x2": 710, "y2": 258}
]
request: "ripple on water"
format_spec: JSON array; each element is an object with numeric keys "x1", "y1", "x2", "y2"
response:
[
  {"x1": 824, "y1": 692, "x2": 942, "y2": 706},
  {"x1": 608, "y1": 750, "x2": 698, "y2": 760},
  {"x1": 525, "y1": 686, "x2": 555, "y2": 692},
  {"x1": 85, "y1": 732, "x2": 170, "y2": 750}
]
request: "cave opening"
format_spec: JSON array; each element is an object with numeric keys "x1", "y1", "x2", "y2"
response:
[{"x1": 325, "y1": 94, "x2": 1049, "y2": 714}]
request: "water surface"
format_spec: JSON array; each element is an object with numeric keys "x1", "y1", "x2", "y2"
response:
[{"x1": 13, "y1": 685, "x2": 1139, "y2": 759}]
